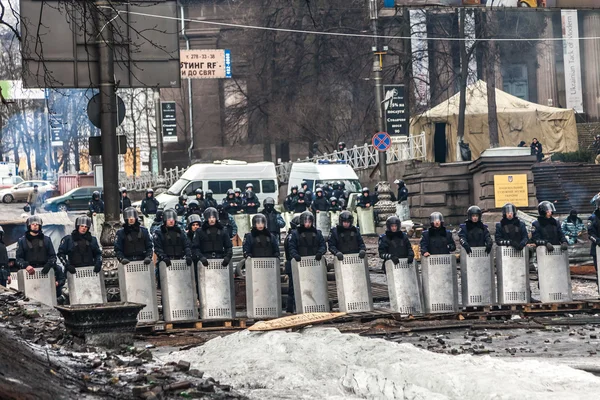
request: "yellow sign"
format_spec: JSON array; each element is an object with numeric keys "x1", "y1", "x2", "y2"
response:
[{"x1": 494, "y1": 174, "x2": 528, "y2": 208}]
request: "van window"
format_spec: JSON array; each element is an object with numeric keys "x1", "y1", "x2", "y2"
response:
[
  {"x1": 262, "y1": 179, "x2": 277, "y2": 193},
  {"x1": 237, "y1": 180, "x2": 261, "y2": 193},
  {"x1": 300, "y1": 179, "x2": 314, "y2": 192},
  {"x1": 209, "y1": 180, "x2": 233, "y2": 194},
  {"x1": 316, "y1": 179, "x2": 361, "y2": 192},
  {"x1": 184, "y1": 181, "x2": 202, "y2": 196}
]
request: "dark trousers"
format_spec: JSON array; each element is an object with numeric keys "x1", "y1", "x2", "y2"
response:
[
  {"x1": 30, "y1": 206, "x2": 36, "y2": 215},
  {"x1": 285, "y1": 260, "x2": 295, "y2": 313}
]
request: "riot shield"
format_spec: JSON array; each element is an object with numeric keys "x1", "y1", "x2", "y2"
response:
[
  {"x1": 92, "y1": 214, "x2": 105, "y2": 238},
  {"x1": 395, "y1": 201, "x2": 410, "y2": 222},
  {"x1": 292, "y1": 257, "x2": 330, "y2": 313},
  {"x1": 496, "y1": 246, "x2": 530, "y2": 304},
  {"x1": 66, "y1": 266, "x2": 107, "y2": 305},
  {"x1": 460, "y1": 247, "x2": 496, "y2": 306},
  {"x1": 7, "y1": 272, "x2": 19, "y2": 291},
  {"x1": 333, "y1": 253, "x2": 373, "y2": 313},
  {"x1": 197, "y1": 258, "x2": 235, "y2": 320},
  {"x1": 234, "y1": 214, "x2": 251, "y2": 240},
  {"x1": 159, "y1": 260, "x2": 198, "y2": 322},
  {"x1": 17, "y1": 268, "x2": 57, "y2": 306},
  {"x1": 316, "y1": 211, "x2": 331, "y2": 238},
  {"x1": 283, "y1": 212, "x2": 294, "y2": 230},
  {"x1": 118, "y1": 261, "x2": 159, "y2": 323},
  {"x1": 246, "y1": 257, "x2": 282, "y2": 319},
  {"x1": 330, "y1": 211, "x2": 341, "y2": 228},
  {"x1": 356, "y1": 207, "x2": 376, "y2": 235},
  {"x1": 385, "y1": 259, "x2": 423, "y2": 314},
  {"x1": 144, "y1": 214, "x2": 156, "y2": 229},
  {"x1": 421, "y1": 254, "x2": 458, "y2": 314},
  {"x1": 536, "y1": 247, "x2": 572, "y2": 303}
]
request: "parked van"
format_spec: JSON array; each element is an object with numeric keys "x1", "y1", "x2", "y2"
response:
[
  {"x1": 288, "y1": 160, "x2": 361, "y2": 193},
  {"x1": 150, "y1": 160, "x2": 279, "y2": 210}
]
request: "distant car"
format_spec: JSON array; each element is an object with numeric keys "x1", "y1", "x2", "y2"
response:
[
  {"x1": 0, "y1": 180, "x2": 55, "y2": 203},
  {"x1": 43, "y1": 186, "x2": 103, "y2": 212},
  {"x1": 0, "y1": 175, "x2": 24, "y2": 190}
]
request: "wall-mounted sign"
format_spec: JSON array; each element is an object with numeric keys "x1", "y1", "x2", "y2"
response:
[{"x1": 180, "y1": 49, "x2": 232, "y2": 79}]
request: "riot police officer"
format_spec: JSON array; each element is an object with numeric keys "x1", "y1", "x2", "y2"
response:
[
  {"x1": 285, "y1": 185, "x2": 299, "y2": 212},
  {"x1": 284, "y1": 216, "x2": 300, "y2": 313},
  {"x1": 357, "y1": 187, "x2": 372, "y2": 208},
  {"x1": 420, "y1": 212, "x2": 456, "y2": 256},
  {"x1": 16, "y1": 216, "x2": 65, "y2": 298},
  {"x1": 288, "y1": 211, "x2": 326, "y2": 263},
  {"x1": 192, "y1": 207, "x2": 233, "y2": 267},
  {"x1": 311, "y1": 188, "x2": 329, "y2": 212},
  {"x1": 458, "y1": 206, "x2": 493, "y2": 255},
  {"x1": 494, "y1": 203, "x2": 528, "y2": 250},
  {"x1": 394, "y1": 179, "x2": 409, "y2": 202},
  {"x1": 194, "y1": 189, "x2": 206, "y2": 212},
  {"x1": 58, "y1": 216, "x2": 102, "y2": 274},
  {"x1": 378, "y1": 216, "x2": 414, "y2": 267},
  {"x1": 187, "y1": 199, "x2": 201, "y2": 218},
  {"x1": 175, "y1": 195, "x2": 188, "y2": 217},
  {"x1": 292, "y1": 189, "x2": 309, "y2": 213},
  {"x1": 187, "y1": 214, "x2": 201, "y2": 243},
  {"x1": 262, "y1": 197, "x2": 285, "y2": 241},
  {"x1": 223, "y1": 189, "x2": 243, "y2": 215},
  {"x1": 243, "y1": 189, "x2": 261, "y2": 214},
  {"x1": 242, "y1": 214, "x2": 280, "y2": 258},
  {"x1": 141, "y1": 188, "x2": 159, "y2": 217},
  {"x1": 332, "y1": 182, "x2": 344, "y2": 202},
  {"x1": 301, "y1": 181, "x2": 313, "y2": 203},
  {"x1": 532, "y1": 201, "x2": 568, "y2": 252},
  {"x1": 0, "y1": 226, "x2": 10, "y2": 287},
  {"x1": 153, "y1": 209, "x2": 193, "y2": 267},
  {"x1": 216, "y1": 204, "x2": 238, "y2": 239},
  {"x1": 328, "y1": 211, "x2": 366, "y2": 260},
  {"x1": 115, "y1": 207, "x2": 153, "y2": 265},
  {"x1": 88, "y1": 191, "x2": 104, "y2": 216},
  {"x1": 589, "y1": 200, "x2": 600, "y2": 268},
  {"x1": 205, "y1": 189, "x2": 218, "y2": 208},
  {"x1": 120, "y1": 187, "x2": 132, "y2": 214},
  {"x1": 150, "y1": 209, "x2": 164, "y2": 235}
]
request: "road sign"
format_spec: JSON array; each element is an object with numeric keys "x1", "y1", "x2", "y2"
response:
[{"x1": 372, "y1": 132, "x2": 391, "y2": 152}]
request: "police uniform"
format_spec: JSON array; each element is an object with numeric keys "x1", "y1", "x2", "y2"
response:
[
  {"x1": 378, "y1": 231, "x2": 414, "y2": 264},
  {"x1": 16, "y1": 230, "x2": 65, "y2": 295},
  {"x1": 153, "y1": 225, "x2": 192, "y2": 265},
  {"x1": 114, "y1": 222, "x2": 153, "y2": 262},
  {"x1": 458, "y1": 220, "x2": 493, "y2": 253},
  {"x1": 420, "y1": 226, "x2": 456, "y2": 255},
  {"x1": 192, "y1": 221, "x2": 233, "y2": 264},
  {"x1": 328, "y1": 225, "x2": 366, "y2": 256},
  {"x1": 58, "y1": 230, "x2": 102, "y2": 273},
  {"x1": 494, "y1": 217, "x2": 528, "y2": 249},
  {"x1": 242, "y1": 229, "x2": 280, "y2": 258}
]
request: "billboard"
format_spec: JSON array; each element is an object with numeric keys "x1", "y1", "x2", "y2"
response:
[
  {"x1": 391, "y1": 0, "x2": 599, "y2": 8},
  {"x1": 0, "y1": 80, "x2": 45, "y2": 100},
  {"x1": 180, "y1": 50, "x2": 232, "y2": 79}
]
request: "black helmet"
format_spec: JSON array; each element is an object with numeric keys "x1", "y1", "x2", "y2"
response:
[
  {"x1": 154, "y1": 209, "x2": 164, "y2": 222},
  {"x1": 430, "y1": 212, "x2": 444, "y2": 225},
  {"x1": 203, "y1": 207, "x2": 218, "y2": 221},
  {"x1": 467, "y1": 205, "x2": 482, "y2": 220},
  {"x1": 234, "y1": 188, "x2": 242, "y2": 194},
  {"x1": 315, "y1": 184, "x2": 323, "y2": 189},
  {"x1": 394, "y1": 179, "x2": 405, "y2": 186},
  {"x1": 92, "y1": 190, "x2": 100, "y2": 200},
  {"x1": 146, "y1": 188, "x2": 154, "y2": 195},
  {"x1": 299, "y1": 211, "x2": 314, "y2": 226},
  {"x1": 290, "y1": 216, "x2": 301, "y2": 230},
  {"x1": 298, "y1": 189, "x2": 305, "y2": 197},
  {"x1": 538, "y1": 201, "x2": 556, "y2": 216},
  {"x1": 338, "y1": 210, "x2": 354, "y2": 226},
  {"x1": 245, "y1": 189, "x2": 253, "y2": 197},
  {"x1": 338, "y1": 141, "x2": 345, "y2": 149},
  {"x1": 188, "y1": 199, "x2": 199, "y2": 210},
  {"x1": 187, "y1": 214, "x2": 201, "y2": 227},
  {"x1": 316, "y1": 188, "x2": 323, "y2": 196},
  {"x1": 227, "y1": 189, "x2": 235, "y2": 196},
  {"x1": 75, "y1": 216, "x2": 92, "y2": 228},
  {"x1": 264, "y1": 197, "x2": 275, "y2": 207},
  {"x1": 386, "y1": 216, "x2": 401, "y2": 231},
  {"x1": 26, "y1": 215, "x2": 43, "y2": 230},
  {"x1": 362, "y1": 187, "x2": 370, "y2": 194},
  {"x1": 124, "y1": 207, "x2": 138, "y2": 221},
  {"x1": 179, "y1": 194, "x2": 188, "y2": 202},
  {"x1": 195, "y1": 188, "x2": 203, "y2": 196},
  {"x1": 206, "y1": 189, "x2": 213, "y2": 197},
  {"x1": 245, "y1": 183, "x2": 254, "y2": 189},
  {"x1": 330, "y1": 196, "x2": 337, "y2": 204},
  {"x1": 291, "y1": 185, "x2": 298, "y2": 192},
  {"x1": 502, "y1": 203, "x2": 517, "y2": 218},
  {"x1": 301, "y1": 180, "x2": 308, "y2": 187},
  {"x1": 251, "y1": 213, "x2": 267, "y2": 229},
  {"x1": 163, "y1": 209, "x2": 177, "y2": 223}
]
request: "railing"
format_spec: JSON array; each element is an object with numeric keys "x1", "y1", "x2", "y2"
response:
[
  {"x1": 276, "y1": 133, "x2": 426, "y2": 183},
  {"x1": 118, "y1": 166, "x2": 186, "y2": 191}
]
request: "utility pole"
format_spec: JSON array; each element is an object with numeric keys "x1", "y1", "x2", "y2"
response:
[
  {"x1": 369, "y1": 0, "x2": 387, "y2": 181},
  {"x1": 457, "y1": 8, "x2": 468, "y2": 161},
  {"x1": 95, "y1": 0, "x2": 121, "y2": 248},
  {"x1": 154, "y1": 88, "x2": 163, "y2": 172}
]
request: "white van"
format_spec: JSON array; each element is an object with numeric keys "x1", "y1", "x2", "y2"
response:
[
  {"x1": 152, "y1": 160, "x2": 279, "y2": 210},
  {"x1": 288, "y1": 160, "x2": 361, "y2": 193}
]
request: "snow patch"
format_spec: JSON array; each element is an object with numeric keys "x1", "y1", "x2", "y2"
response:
[{"x1": 165, "y1": 327, "x2": 600, "y2": 399}]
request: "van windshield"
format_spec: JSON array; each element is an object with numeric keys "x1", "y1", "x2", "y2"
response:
[
  {"x1": 316, "y1": 179, "x2": 361, "y2": 192},
  {"x1": 166, "y1": 178, "x2": 190, "y2": 196}
]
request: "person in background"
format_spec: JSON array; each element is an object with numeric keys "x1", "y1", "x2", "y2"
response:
[
  {"x1": 120, "y1": 187, "x2": 131, "y2": 214},
  {"x1": 223, "y1": 189, "x2": 243, "y2": 215},
  {"x1": 243, "y1": 188, "x2": 261, "y2": 214},
  {"x1": 517, "y1": 140, "x2": 527, "y2": 147},
  {"x1": 194, "y1": 189, "x2": 206, "y2": 213},
  {"x1": 328, "y1": 197, "x2": 342, "y2": 212},
  {"x1": 285, "y1": 185, "x2": 299, "y2": 212},
  {"x1": 153, "y1": 209, "x2": 193, "y2": 269},
  {"x1": 186, "y1": 214, "x2": 201, "y2": 245},
  {"x1": 175, "y1": 195, "x2": 187, "y2": 217},
  {"x1": 205, "y1": 189, "x2": 218, "y2": 209},
  {"x1": 150, "y1": 209, "x2": 164, "y2": 235},
  {"x1": 26, "y1": 184, "x2": 42, "y2": 215},
  {"x1": 216, "y1": 204, "x2": 238, "y2": 239},
  {"x1": 186, "y1": 200, "x2": 201, "y2": 218},
  {"x1": 0, "y1": 226, "x2": 10, "y2": 287},
  {"x1": 301, "y1": 181, "x2": 313, "y2": 203},
  {"x1": 292, "y1": 189, "x2": 309, "y2": 213},
  {"x1": 394, "y1": 179, "x2": 409, "y2": 203},
  {"x1": 531, "y1": 138, "x2": 543, "y2": 162},
  {"x1": 310, "y1": 188, "x2": 330, "y2": 213},
  {"x1": 140, "y1": 188, "x2": 159, "y2": 217},
  {"x1": 88, "y1": 191, "x2": 104, "y2": 217},
  {"x1": 562, "y1": 209, "x2": 585, "y2": 246},
  {"x1": 356, "y1": 187, "x2": 372, "y2": 208},
  {"x1": 262, "y1": 197, "x2": 286, "y2": 242}
]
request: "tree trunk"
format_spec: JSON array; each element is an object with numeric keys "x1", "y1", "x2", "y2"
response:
[{"x1": 484, "y1": 11, "x2": 499, "y2": 148}]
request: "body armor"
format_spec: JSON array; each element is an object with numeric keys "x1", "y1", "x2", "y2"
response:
[
  {"x1": 70, "y1": 238, "x2": 94, "y2": 267},
  {"x1": 298, "y1": 231, "x2": 318, "y2": 256},
  {"x1": 163, "y1": 229, "x2": 185, "y2": 259},
  {"x1": 337, "y1": 229, "x2": 360, "y2": 254},
  {"x1": 26, "y1": 237, "x2": 47, "y2": 266},
  {"x1": 251, "y1": 233, "x2": 274, "y2": 258},
  {"x1": 123, "y1": 230, "x2": 146, "y2": 258}
]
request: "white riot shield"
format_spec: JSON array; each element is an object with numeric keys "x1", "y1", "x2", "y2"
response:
[
  {"x1": 67, "y1": 266, "x2": 107, "y2": 305},
  {"x1": 7, "y1": 272, "x2": 19, "y2": 290},
  {"x1": 596, "y1": 247, "x2": 600, "y2": 295},
  {"x1": 385, "y1": 259, "x2": 423, "y2": 314},
  {"x1": 536, "y1": 247, "x2": 572, "y2": 303},
  {"x1": 197, "y1": 259, "x2": 235, "y2": 320},
  {"x1": 283, "y1": 212, "x2": 294, "y2": 230},
  {"x1": 144, "y1": 215, "x2": 156, "y2": 229},
  {"x1": 496, "y1": 246, "x2": 530, "y2": 304},
  {"x1": 316, "y1": 211, "x2": 331, "y2": 238},
  {"x1": 246, "y1": 257, "x2": 282, "y2": 319},
  {"x1": 421, "y1": 254, "x2": 458, "y2": 314},
  {"x1": 330, "y1": 211, "x2": 341, "y2": 228},
  {"x1": 356, "y1": 207, "x2": 376, "y2": 235},
  {"x1": 17, "y1": 268, "x2": 57, "y2": 306},
  {"x1": 234, "y1": 214, "x2": 251, "y2": 240},
  {"x1": 92, "y1": 214, "x2": 105, "y2": 239},
  {"x1": 395, "y1": 201, "x2": 410, "y2": 222},
  {"x1": 460, "y1": 247, "x2": 496, "y2": 306},
  {"x1": 118, "y1": 261, "x2": 158, "y2": 323},
  {"x1": 292, "y1": 257, "x2": 330, "y2": 313},
  {"x1": 159, "y1": 260, "x2": 198, "y2": 322},
  {"x1": 333, "y1": 254, "x2": 373, "y2": 313}
]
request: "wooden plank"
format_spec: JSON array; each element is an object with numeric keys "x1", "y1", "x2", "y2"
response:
[{"x1": 248, "y1": 312, "x2": 346, "y2": 331}]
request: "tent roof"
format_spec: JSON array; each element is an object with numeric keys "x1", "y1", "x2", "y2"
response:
[{"x1": 415, "y1": 80, "x2": 571, "y2": 120}]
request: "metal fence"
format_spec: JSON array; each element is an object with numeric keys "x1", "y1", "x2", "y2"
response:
[
  {"x1": 118, "y1": 166, "x2": 185, "y2": 191},
  {"x1": 275, "y1": 133, "x2": 426, "y2": 183}
]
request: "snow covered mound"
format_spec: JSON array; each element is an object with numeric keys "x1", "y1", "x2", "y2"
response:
[{"x1": 165, "y1": 328, "x2": 600, "y2": 399}]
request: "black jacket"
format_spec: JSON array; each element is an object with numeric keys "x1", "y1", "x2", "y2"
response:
[
  {"x1": 120, "y1": 196, "x2": 132, "y2": 213},
  {"x1": 153, "y1": 225, "x2": 192, "y2": 262},
  {"x1": 378, "y1": 230, "x2": 414, "y2": 261},
  {"x1": 288, "y1": 226, "x2": 326, "y2": 258},
  {"x1": 141, "y1": 197, "x2": 160, "y2": 216},
  {"x1": 494, "y1": 218, "x2": 528, "y2": 248},
  {"x1": 420, "y1": 226, "x2": 456, "y2": 255},
  {"x1": 114, "y1": 222, "x2": 153, "y2": 261},
  {"x1": 327, "y1": 226, "x2": 366, "y2": 255},
  {"x1": 192, "y1": 221, "x2": 233, "y2": 260},
  {"x1": 58, "y1": 230, "x2": 102, "y2": 269},
  {"x1": 458, "y1": 220, "x2": 493, "y2": 249},
  {"x1": 242, "y1": 229, "x2": 280, "y2": 258},
  {"x1": 532, "y1": 217, "x2": 567, "y2": 246}
]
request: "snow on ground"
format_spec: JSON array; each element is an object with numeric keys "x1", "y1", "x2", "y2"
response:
[{"x1": 164, "y1": 327, "x2": 600, "y2": 400}]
